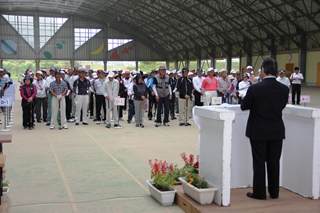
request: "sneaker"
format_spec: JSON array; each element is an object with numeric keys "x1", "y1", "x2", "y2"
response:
[
  {"x1": 75, "y1": 123, "x2": 79, "y2": 126},
  {"x1": 71, "y1": 116, "x2": 75, "y2": 119},
  {"x1": 155, "y1": 123, "x2": 160, "y2": 127},
  {"x1": 140, "y1": 124, "x2": 145, "y2": 128},
  {"x1": 63, "y1": 125, "x2": 68, "y2": 129},
  {"x1": 127, "y1": 120, "x2": 131, "y2": 124},
  {"x1": 50, "y1": 126, "x2": 55, "y2": 130},
  {"x1": 67, "y1": 119, "x2": 74, "y2": 123},
  {"x1": 93, "y1": 118, "x2": 97, "y2": 121},
  {"x1": 96, "y1": 121, "x2": 101, "y2": 124},
  {"x1": 114, "y1": 124, "x2": 122, "y2": 129},
  {"x1": 23, "y1": 126, "x2": 28, "y2": 130},
  {"x1": 82, "y1": 122, "x2": 89, "y2": 125},
  {"x1": 46, "y1": 123, "x2": 50, "y2": 126},
  {"x1": 164, "y1": 123, "x2": 170, "y2": 127},
  {"x1": 90, "y1": 116, "x2": 94, "y2": 119},
  {"x1": 37, "y1": 120, "x2": 42, "y2": 123},
  {"x1": 135, "y1": 124, "x2": 139, "y2": 127},
  {"x1": 119, "y1": 117, "x2": 124, "y2": 121},
  {"x1": 179, "y1": 123, "x2": 185, "y2": 126},
  {"x1": 106, "y1": 124, "x2": 111, "y2": 128},
  {"x1": 185, "y1": 123, "x2": 191, "y2": 126},
  {"x1": 148, "y1": 117, "x2": 152, "y2": 120},
  {"x1": 43, "y1": 119, "x2": 47, "y2": 122}
]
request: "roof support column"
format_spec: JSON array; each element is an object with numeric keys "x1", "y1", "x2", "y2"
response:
[
  {"x1": 174, "y1": 60, "x2": 178, "y2": 70},
  {"x1": 70, "y1": 60, "x2": 75, "y2": 68},
  {"x1": 298, "y1": 32, "x2": 307, "y2": 83},
  {"x1": 239, "y1": 49, "x2": 242, "y2": 72},
  {"x1": 166, "y1": 61, "x2": 170, "y2": 70},
  {"x1": 270, "y1": 38, "x2": 276, "y2": 59},
  {"x1": 210, "y1": 47, "x2": 216, "y2": 68},
  {"x1": 197, "y1": 58, "x2": 201, "y2": 69},
  {"x1": 226, "y1": 44, "x2": 232, "y2": 72},
  {"x1": 0, "y1": 59, "x2": 3, "y2": 68},
  {"x1": 104, "y1": 60, "x2": 107, "y2": 71},
  {"x1": 184, "y1": 59, "x2": 189, "y2": 69},
  {"x1": 246, "y1": 41, "x2": 252, "y2": 66},
  {"x1": 35, "y1": 59, "x2": 40, "y2": 71},
  {"x1": 135, "y1": 61, "x2": 139, "y2": 71}
]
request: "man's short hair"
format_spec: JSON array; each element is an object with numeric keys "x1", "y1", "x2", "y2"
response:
[
  {"x1": 261, "y1": 58, "x2": 278, "y2": 76},
  {"x1": 294, "y1": 67, "x2": 299, "y2": 71}
]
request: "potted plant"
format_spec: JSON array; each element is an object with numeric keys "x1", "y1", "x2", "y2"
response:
[
  {"x1": 147, "y1": 159, "x2": 177, "y2": 206},
  {"x1": 2, "y1": 169, "x2": 10, "y2": 195},
  {"x1": 180, "y1": 152, "x2": 199, "y2": 174}
]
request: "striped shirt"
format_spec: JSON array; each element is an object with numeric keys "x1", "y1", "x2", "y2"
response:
[{"x1": 49, "y1": 80, "x2": 68, "y2": 95}]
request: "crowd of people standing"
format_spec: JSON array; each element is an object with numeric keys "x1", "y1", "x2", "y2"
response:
[{"x1": 16, "y1": 64, "x2": 303, "y2": 130}]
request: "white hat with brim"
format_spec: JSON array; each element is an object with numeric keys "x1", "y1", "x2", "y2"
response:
[
  {"x1": 246, "y1": 66, "x2": 253, "y2": 70},
  {"x1": 208, "y1": 67, "x2": 214, "y2": 72},
  {"x1": 108, "y1": 72, "x2": 115, "y2": 78}
]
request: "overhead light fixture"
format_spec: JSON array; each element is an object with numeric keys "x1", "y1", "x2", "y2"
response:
[
  {"x1": 8, "y1": 7, "x2": 12, "y2": 10},
  {"x1": 117, "y1": 16, "x2": 121, "y2": 21},
  {"x1": 130, "y1": 9, "x2": 134, "y2": 14},
  {"x1": 107, "y1": 23, "x2": 110, "y2": 27},
  {"x1": 60, "y1": 10, "x2": 64, "y2": 14},
  {"x1": 290, "y1": 11, "x2": 297, "y2": 21}
]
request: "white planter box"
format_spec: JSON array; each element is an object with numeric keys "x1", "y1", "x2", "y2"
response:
[
  {"x1": 179, "y1": 177, "x2": 217, "y2": 205},
  {"x1": 2, "y1": 184, "x2": 10, "y2": 195},
  {"x1": 146, "y1": 180, "x2": 177, "y2": 206}
]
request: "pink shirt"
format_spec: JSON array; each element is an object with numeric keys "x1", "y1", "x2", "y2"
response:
[
  {"x1": 201, "y1": 76, "x2": 218, "y2": 91},
  {"x1": 20, "y1": 84, "x2": 37, "y2": 101}
]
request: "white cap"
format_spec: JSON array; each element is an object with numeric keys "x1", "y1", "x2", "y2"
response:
[
  {"x1": 246, "y1": 65, "x2": 253, "y2": 70},
  {"x1": 0, "y1": 68, "x2": 4, "y2": 72},
  {"x1": 251, "y1": 71, "x2": 254, "y2": 74},
  {"x1": 108, "y1": 72, "x2": 115, "y2": 78},
  {"x1": 188, "y1": 72, "x2": 194, "y2": 76},
  {"x1": 230, "y1": 70, "x2": 236, "y2": 74},
  {"x1": 214, "y1": 69, "x2": 219, "y2": 73},
  {"x1": 92, "y1": 73, "x2": 98, "y2": 78},
  {"x1": 208, "y1": 67, "x2": 214, "y2": 72}
]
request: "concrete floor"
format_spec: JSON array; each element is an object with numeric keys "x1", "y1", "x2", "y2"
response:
[{"x1": 4, "y1": 86, "x2": 320, "y2": 213}]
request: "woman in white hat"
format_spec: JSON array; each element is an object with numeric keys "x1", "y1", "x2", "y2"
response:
[{"x1": 33, "y1": 71, "x2": 47, "y2": 123}]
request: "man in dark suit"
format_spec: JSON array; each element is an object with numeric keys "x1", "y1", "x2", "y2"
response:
[{"x1": 241, "y1": 58, "x2": 289, "y2": 200}]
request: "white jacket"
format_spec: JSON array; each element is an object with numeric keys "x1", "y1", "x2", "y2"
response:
[{"x1": 103, "y1": 79, "x2": 119, "y2": 101}]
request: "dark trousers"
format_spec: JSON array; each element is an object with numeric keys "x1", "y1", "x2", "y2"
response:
[
  {"x1": 169, "y1": 93, "x2": 175, "y2": 116},
  {"x1": 65, "y1": 96, "x2": 72, "y2": 120},
  {"x1": 35, "y1": 97, "x2": 47, "y2": 121},
  {"x1": 291, "y1": 84, "x2": 301, "y2": 104},
  {"x1": 156, "y1": 96, "x2": 170, "y2": 123},
  {"x1": 89, "y1": 93, "x2": 94, "y2": 116},
  {"x1": 217, "y1": 91, "x2": 227, "y2": 103},
  {"x1": 194, "y1": 90, "x2": 203, "y2": 106},
  {"x1": 22, "y1": 104, "x2": 34, "y2": 127},
  {"x1": 95, "y1": 95, "x2": 106, "y2": 121},
  {"x1": 128, "y1": 100, "x2": 135, "y2": 121},
  {"x1": 148, "y1": 93, "x2": 157, "y2": 118},
  {"x1": 249, "y1": 139, "x2": 283, "y2": 199}
]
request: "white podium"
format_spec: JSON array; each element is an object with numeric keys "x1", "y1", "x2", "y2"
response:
[{"x1": 193, "y1": 104, "x2": 320, "y2": 206}]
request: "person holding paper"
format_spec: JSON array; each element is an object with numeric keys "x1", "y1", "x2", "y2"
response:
[
  {"x1": 238, "y1": 73, "x2": 251, "y2": 102},
  {"x1": 290, "y1": 67, "x2": 304, "y2": 105},
  {"x1": 49, "y1": 71, "x2": 68, "y2": 130},
  {"x1": 201, "y1": 67, "x2": 218, "y2": 106},
  {"x1": 133, "y1": 74, "x2": 147, "y2": 128},
  {"x1": 103, "y1": 72, "x2": 121, "y2": 129},
  {"x1": 241, "y1": 58, "x2": 289, "y2": 200}
]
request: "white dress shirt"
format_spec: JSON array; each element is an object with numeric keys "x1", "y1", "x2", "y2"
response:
[
  {"x1": 192, "y1": 76, "x2": 205, "y2": 93},
  {"x1": 290, "y1": 72, "x2": 304, "y2": 84},
  {"x1": 103, "y1": 79, "x2": 119, "y2": 101}
]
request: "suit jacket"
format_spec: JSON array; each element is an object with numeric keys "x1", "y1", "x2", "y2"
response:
[{"x1": 241, "y1": 77, "x2": 289, "y2": 140}]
